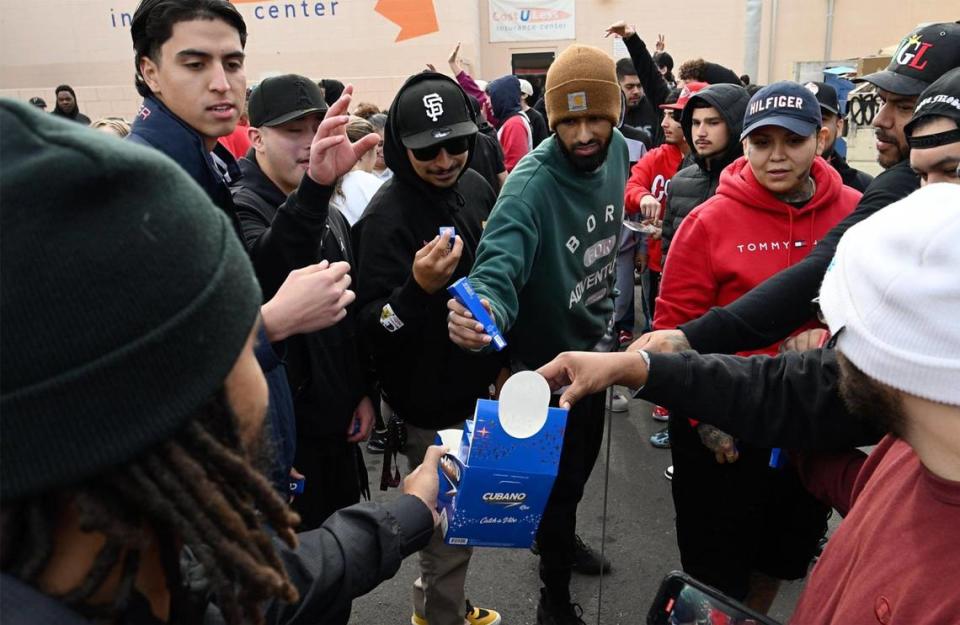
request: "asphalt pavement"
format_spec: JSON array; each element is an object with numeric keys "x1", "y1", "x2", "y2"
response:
[{"x1": 350, "y1": 391, "x2": 823, "y2": 625}]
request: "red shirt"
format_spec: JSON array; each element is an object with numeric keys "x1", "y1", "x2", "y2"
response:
[
  {"x1": 498, "y1": 115, "x2": 530, "y2": 172},
  {"x1": 654, "y1": 156, "x2": 860, "y2": 356},
  {"x1": 791, "y1": 436, "x2": 960, "y2": 624},
  {"x1": 219, "y1": 122, "x2": 251, "y2": 160},
  {"x1": 624, "y1": 143, "x2": 685, "y2": 272}
]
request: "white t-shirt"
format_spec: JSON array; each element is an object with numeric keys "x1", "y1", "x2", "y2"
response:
[
  {"x1": 373, "y1": 167, "x2": 393, "y2": 182},
  {"x1": 330, "y1": 170, "x2": 385, "y2": 226}
]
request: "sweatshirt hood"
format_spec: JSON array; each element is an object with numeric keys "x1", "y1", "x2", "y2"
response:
[
  {"x1": 681, "y1": 83, "x2": 751, "y2": 171},
  {"x1": 487, "y1": 75, "x2": 522, "y2": 125},
  {"x1": 384, "y1": 72, "x2": 477, "y2": 203},
  {"x1": 712, "y1": 155, "x2": 852, "y2": 267},
  {"x1": 715, "y1": 155, "x2": 846, "y2": 217}
]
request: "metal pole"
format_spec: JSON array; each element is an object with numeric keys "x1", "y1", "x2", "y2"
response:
[
  {"x1": 597, "y1": 388, "x2": 614, "y2": 625},
  {"x1": 743, "y1": 0, "x2": 763, "y2": 83},
  {"x1": 824, "y1": 0, "x2": 836, "y2": 66},
  {"x1": 767, "y1": 0, "x2": 780, "y2": 83}
]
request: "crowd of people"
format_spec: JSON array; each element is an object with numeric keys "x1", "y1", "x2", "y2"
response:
[{"x1": 2, "y1": 1, "x2": 958, "y2": 624}]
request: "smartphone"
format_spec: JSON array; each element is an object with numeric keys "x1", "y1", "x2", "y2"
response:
[{"x1": 647, "y1": 571, "x2": 781, "y2": 625}]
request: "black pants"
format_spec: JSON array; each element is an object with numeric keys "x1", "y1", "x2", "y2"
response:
[
  {"x1": 292, "y1": 436, "x2": 361, "y2": 531},
  {"x1": 537, "y1": 391, "x2": 607, "y2": 601},
  {"x1": 668, "y1": 414, "x2": 829, "y2": 601}
]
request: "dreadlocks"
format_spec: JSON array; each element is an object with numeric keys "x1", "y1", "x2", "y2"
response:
[{"x1": 0, "y1": 391, "x2": 300, "y2": 625}]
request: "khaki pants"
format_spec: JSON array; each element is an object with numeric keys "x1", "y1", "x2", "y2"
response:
[{"x1": 404, "y1": 421, "x2": 472, "y2": 625}]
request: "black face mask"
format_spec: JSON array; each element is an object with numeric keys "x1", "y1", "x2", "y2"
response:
[{"x1": 410, "y1": 136, "x2": 471, "y2": 162}]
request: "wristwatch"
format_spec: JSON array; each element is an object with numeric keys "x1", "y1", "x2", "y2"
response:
[
  {"x1": 632, "y1": 349, "x2": 651, "y2": 392},
  {"x1": 635, "y1": 348, "x2": 651, "y2": 370}
]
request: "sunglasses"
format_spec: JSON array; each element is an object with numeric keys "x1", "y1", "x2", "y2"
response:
[{"x1": 410, "y1": 136, "x2": 470, "y2": 162}]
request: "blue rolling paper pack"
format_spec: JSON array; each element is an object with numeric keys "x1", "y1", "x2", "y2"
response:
[
  {"x1": 435, "y1": 371, "x2": 568, "y2": 548},
  {"x1": 448, "y1": 277, "x2": 507, "y2": 351},
  {"x1": 439, "y1": 226, "x2": 456, "y2": 250}
]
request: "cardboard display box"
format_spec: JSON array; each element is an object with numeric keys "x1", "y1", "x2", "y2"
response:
[{"x1": 436, "y1": 372, "x2": 568, "y2": 548}]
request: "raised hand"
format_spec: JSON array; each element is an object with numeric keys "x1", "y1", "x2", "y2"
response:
[
  {"x1": 448, "y1": 41, "x2": 463, "y2": 74},
  {"x1": 307, "y1": 84, "x2": 381, "y2": 186},
  {"x1": 604, "y1": 20, "x2": 636, "y2": 40}
]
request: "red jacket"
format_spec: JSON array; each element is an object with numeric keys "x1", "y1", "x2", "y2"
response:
[
  {"x1": 498, "y1": 114, "x2": 531, "y2": 172},
  {"x1": 219, "y1": 122, "x2": 251, "y2": 160},
  {"x1": 790, "y1": 436, "x2": 960, "y2": 624},
  {"x1": 624, "y1": 143, "x2": 685, "y2": 272},
  {"x1": 654, "y1": 156, "x2": 860, "y2": 356}
]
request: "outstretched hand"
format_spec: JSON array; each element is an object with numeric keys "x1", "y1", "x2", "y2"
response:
[
  {"x1": 307, "y1": 84, "x2": 380, "y2": 186},
  {"x1": 403, "y1": 445, "x2": 446, "y2": 526},
  {"x1": 628, "y1": 329, "x2": 691, "y2": 354},
  {"x1": 604, "y1": 20, "x2": 636, "y2": 40},
  {"x1": 537, "y1": 351, "x2": 649, "y2": 410}
]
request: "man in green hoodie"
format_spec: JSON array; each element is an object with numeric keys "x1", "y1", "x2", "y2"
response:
[{"x1": 447, "y1": 44, "x2": 629, "y2": 625}]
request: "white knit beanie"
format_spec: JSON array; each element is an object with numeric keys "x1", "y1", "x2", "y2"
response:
[{"x1": 819, "y1": 183, "x2": 960, "y2": 406}]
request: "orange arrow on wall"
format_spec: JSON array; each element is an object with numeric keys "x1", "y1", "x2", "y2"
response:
[{"x1": 375, "y1": 0, "x2": 439, "y2": 42}]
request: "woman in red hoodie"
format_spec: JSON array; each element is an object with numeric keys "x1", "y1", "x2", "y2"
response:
[{"x1": 654, "y1": 82, "x2": 862, "y2": 612}]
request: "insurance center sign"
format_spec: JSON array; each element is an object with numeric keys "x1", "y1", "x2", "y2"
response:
[{"x1": 488, "y1": 0, "x2": 575, "y2": 42}]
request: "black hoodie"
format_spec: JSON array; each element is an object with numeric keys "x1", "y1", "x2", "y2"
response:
[
  {"x1": 231, "y1": 155, "x2": 368, "y2": 440},
  {"x1": 352, "y1": 73, "x2": 506, "y2": 430},
  {"x1": 661, "y1": 83, "x2": 750, "y2": 257}
]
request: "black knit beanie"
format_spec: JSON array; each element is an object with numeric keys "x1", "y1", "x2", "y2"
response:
[{"x1": 0, "y1": 100, "x2": 262, "y2": 501}]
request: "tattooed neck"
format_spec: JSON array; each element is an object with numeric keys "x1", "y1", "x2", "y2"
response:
[{"x1": 776, "y1": 176, "x2": 816, "y2": 205}]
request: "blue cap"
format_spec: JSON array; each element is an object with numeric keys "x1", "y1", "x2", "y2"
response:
[{"x1": 740, "y1": 81, "x2": 822, "y2": 141}]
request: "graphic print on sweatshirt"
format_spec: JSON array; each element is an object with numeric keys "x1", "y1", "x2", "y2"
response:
[{"x1": 566, "y1": 203, "x2": 620, "y2": 309}]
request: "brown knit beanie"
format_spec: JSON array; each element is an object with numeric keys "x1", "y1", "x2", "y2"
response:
[{"x1": 545, "y1": 44, "x2": 621, "y2": 129}]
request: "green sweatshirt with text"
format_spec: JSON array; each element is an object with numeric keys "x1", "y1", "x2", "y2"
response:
[{"x1": 469, "y1": 129, "x2": 628, "y2": 369}]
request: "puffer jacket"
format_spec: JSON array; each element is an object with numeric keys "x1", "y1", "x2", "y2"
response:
[{"x1": 660, "y1": 83, "x2": 750, "y2": 258}]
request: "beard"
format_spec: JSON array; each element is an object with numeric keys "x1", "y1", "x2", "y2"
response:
[
  {"x1": 837, "y1": 351, "x2": 907, "y2": 438},
  {"x1": 557, "y1": 135, "x2": 612, "y2": 172}
]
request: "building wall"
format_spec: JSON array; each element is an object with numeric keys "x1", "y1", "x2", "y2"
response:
[{"x1": 1, "y1": 0, "x2": 955, "y2": 121}]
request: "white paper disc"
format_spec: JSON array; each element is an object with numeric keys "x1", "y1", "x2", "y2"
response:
[{"x1": 498, "y1": 371, "x2": 550, "y2": 439}]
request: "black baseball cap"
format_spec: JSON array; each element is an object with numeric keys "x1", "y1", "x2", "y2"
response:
[
  {"x1": 905, "y1": 67, "x2": 960, "y2": 141},
  {"x1": 858, "y1": 22, "x2": 960, "y2": 95},
  {"x1": 741, "y1": 81, "x2": 822, "y2": 140},
  {"x1": 28, "y1": 97, "x2": 47, "y2": 109},
  {"x1": 803, "y1": 81, "x2": 840, "y2": 115},
  {"x1": 248, "y1": 74, "x2": 328, "y2": 128},
  {"x1": 395, "y1": 76, "x2": 477, "y2": 150}
]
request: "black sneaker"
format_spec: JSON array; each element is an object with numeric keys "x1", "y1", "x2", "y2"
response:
[
  {"x1": 572, "y1": 534, "x2": 611, "y2": 575},
  {"x1": 536, "y1": 589, "x2": 585, "y2": 625},
  {"x1": 366, "y1": 429, "x2": 387, "y2": 454}
]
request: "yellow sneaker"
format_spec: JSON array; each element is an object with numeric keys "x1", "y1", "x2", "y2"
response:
[
  {"x1": 410, "y1": 602, "x2": 502, "y2": 625},
  {"x1": 465, "y1": 601, "x2": 502, "y2": 625}
]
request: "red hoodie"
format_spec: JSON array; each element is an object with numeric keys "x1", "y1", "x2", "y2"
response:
[
  {"x1": 624, "y1": 143, "x2": 685, "y2": 272},
  {"x1": 654, "y1": 156, "x2": 860, "y2": 356}
]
